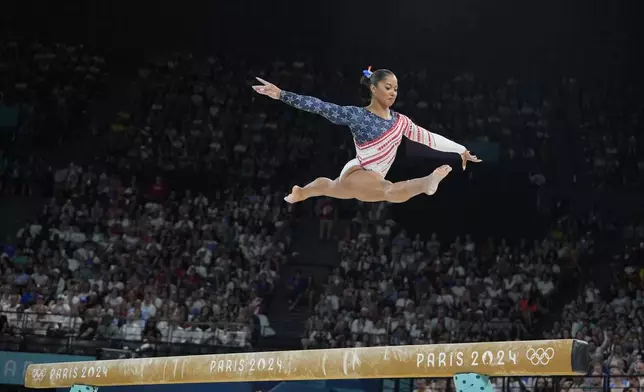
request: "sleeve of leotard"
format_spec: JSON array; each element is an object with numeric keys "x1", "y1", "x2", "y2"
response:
[
  {"x1": 279, "y1": 90, "x2": 358, "y2": 126},
  {"x1": 403, "y1": 117, "x2": 467, "y2": 154}
]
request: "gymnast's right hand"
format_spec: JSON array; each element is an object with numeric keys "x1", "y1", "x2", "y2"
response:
[{"x1": 252, "y1": 77, "x2": 281, "y2": 100}]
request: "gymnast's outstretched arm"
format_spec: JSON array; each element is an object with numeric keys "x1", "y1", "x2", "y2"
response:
[
  {"x1": 279, "y1": 91, "x2": 360, "y2": 126},
  {"x1": 252, "y1": 77, "x2": 359, "y2": 127},
  {"x1": 403, "y1": 116, "x2": 482, "y2": 169}
]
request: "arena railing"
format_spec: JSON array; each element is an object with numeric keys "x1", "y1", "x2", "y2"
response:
[{"x1": 0, "y1": 311, "x2": 257, "y2": 356}]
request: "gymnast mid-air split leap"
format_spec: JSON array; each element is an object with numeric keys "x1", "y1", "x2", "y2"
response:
[{"x1": 252, "y1": 66, "x2": 482, "y2": 204}]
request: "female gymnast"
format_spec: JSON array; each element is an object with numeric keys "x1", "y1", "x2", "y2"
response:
[{"x1": 252, "y1": 67, "x2": 481, "y2": 204}]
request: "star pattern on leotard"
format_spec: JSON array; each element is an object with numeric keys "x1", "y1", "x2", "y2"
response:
[{"x1": 280, "y1": 91, "x2": 398, "y2": 145}]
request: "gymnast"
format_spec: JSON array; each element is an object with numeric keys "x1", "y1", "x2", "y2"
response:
[{"x1": 252, "y1": 66, "x2": 481, "y2": 204}]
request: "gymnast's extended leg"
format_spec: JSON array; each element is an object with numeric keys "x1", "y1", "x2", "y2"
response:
[
  {"x1": 285, "y1": 165, "x2": 452, "y2": 204},
  {"x1": 343, "y1": 165, "x2": 453, "y2": 203},
  {"x1": 284, "y1": 177, "x2": 353, "y2": 203}
]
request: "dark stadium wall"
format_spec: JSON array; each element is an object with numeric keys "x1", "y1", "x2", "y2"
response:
[
  {"x1": 384, "y1": 155, "x2": 542, "y2": 240},
  {"x1": 2, "y1": 0, "x2": 639, "y2": 77}
]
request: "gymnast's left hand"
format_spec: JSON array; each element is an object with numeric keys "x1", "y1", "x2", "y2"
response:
[
  {"x1": 461, "y1": 151, "x2": 482, "y2": 170},
  {"x1": 252, "y1": 77, "x2": 281, "y2": 100}
]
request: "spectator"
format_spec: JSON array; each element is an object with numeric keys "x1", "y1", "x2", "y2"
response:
[{"x1": 316, "y1": 197, "x2": 336, "y2": 241}]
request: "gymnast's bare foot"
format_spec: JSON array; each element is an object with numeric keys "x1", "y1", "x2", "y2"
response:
[
  {"x1": 426, "y1": 165, "x2": 452, "y2": 195},
  {"x1": 284, "y1": 186, "x2": 304, "y2": 204}
]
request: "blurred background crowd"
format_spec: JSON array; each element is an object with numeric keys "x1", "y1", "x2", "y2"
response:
[{"x1": 0, "y1": 1, "x2": 642, "y2": 391}]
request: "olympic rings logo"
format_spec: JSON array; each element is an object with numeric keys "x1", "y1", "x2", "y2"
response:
[
  {"x1": 525, "y1": 347, "x2": 555, "y2": 365},
  {"x1": 31, "y1": 368, "x2": 47, "y2": 382}
]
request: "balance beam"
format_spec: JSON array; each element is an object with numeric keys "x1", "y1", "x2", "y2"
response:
[{"x1": 24, "y1": 339, "x2": 589, "y2": 388}]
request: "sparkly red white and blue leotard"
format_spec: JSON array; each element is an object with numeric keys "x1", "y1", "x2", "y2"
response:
[{"x1": 280, "y1": 91, "x2": 466, "y2": 178}]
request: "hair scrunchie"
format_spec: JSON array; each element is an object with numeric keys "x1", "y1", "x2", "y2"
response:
[{"x1": 362, "y1": 65, "x2": 373, "y2": 78}]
